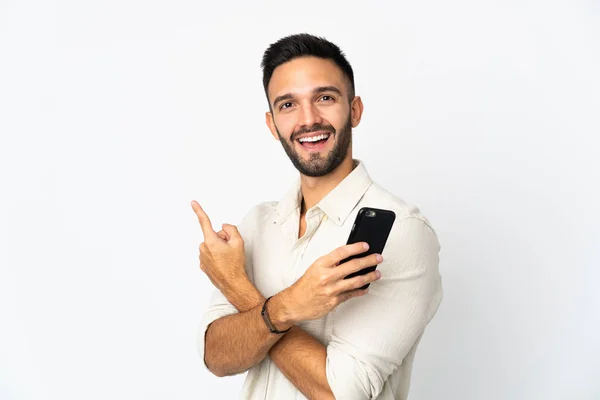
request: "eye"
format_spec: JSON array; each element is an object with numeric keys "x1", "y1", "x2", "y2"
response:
[
  {"x1": 280, "y1": 102, "x2": 293, "y2": 110},
  {"x1": 320, "y1": 95, "x2": 334, "y2": 102}
]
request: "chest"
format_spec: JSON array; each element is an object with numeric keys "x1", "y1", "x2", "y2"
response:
[
  {"x1": 249, "y1": 211, "x2": 354, "y2": 343},
  {"x1": 251, "y1": 213, "x2": 350, "y2": 296}
]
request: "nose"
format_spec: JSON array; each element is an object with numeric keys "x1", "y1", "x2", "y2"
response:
[{"x1": 298, "y1": 102, "x2": 323, "y2": 129}]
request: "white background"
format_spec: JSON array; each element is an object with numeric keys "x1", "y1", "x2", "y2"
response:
[{"x1": 1, "y1": 0, "x2": 599, "y2": 399}]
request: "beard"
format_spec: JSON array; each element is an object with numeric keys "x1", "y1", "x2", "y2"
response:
[{"x1": 275, "y1": 115, "x2": 353, "y2": 177}]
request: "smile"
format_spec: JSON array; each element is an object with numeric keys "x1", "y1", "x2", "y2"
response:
[
  {"x1": 298, "y1": 133, "x2": 330, "y2": 143},
  {"x1": 296, "y1": 132, "x2": 333, "y2": 151}
]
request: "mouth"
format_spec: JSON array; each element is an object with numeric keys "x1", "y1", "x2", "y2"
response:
[{"x1": 296, "y1": 131, "x2": 333, "y2": 152}]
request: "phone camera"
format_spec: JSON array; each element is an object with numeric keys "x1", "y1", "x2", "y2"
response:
[{"x1": 365, "y1": 210, "x2": 376, "y2": 217}]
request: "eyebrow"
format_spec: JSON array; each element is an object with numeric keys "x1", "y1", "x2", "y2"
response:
[{"x1": 272, "y1": 86, "x2": 343, "y2": 108}]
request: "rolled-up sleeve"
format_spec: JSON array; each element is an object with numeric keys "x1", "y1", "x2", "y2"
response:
[
  {"x1": 326, "y1": 216, "x2": 443, "y2": 399},
  {"x1": 196, "y1": 206, "x2": 258, "y2": 372}
]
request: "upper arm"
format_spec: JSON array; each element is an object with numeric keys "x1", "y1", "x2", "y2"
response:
[
  {"x1": 196, "y1": 204, "x2": 259, "y2": 370},
  {"x1": 325, "y1": 216, "x2": 444, "y2": 399}
]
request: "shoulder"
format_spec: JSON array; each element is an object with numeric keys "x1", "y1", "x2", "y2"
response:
[
  {"x1": 363, "y1": 181, "x2": 438, "y2": 240},
  {"x1": 361, "y1": 183, "x2": 442, "y2": 293},
  {"x1": 237, "y1": 201, "x2": 278, "y2": 236},
  {"x1": 240, "y1": 201, "x2": 278, "y2": 223},
  {"x1": 234, "y1": 201, "x2": 278, "y2": 260},
  {"x1": 360, "y1": 181, "x2": 441, "y2": 273}
]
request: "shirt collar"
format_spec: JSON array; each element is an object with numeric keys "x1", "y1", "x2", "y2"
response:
[{"x1": 275, "y1": 159, "x2": 373, "y2": 226}]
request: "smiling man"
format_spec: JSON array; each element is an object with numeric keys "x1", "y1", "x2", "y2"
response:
[{"x1": 192, "y1": 33, "x2": 443, "y2": 399}]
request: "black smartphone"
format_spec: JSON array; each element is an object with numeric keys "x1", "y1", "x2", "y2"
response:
[{"x1": 341, "y1": 207, "x2": 396, "y2": 290}]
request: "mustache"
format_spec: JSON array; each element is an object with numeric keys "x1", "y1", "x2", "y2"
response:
[{"x1": 292, "y1": 124, "x2": 336, "y2": 140}]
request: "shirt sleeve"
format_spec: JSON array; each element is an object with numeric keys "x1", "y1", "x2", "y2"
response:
[
  {"x1": 325, "y1": 216, "x2": 444, "y2": 399},
  {"x1": 196, "y1": 205, "x2": 258, "y2": 372}
]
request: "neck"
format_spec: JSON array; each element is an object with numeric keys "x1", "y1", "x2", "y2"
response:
[{"x1": 299, "y1": 155, "x2": 356, "y2": 214}]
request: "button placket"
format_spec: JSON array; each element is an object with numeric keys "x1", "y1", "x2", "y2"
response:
[
  {"x1": 280, "y1": 212, "x2": 301, "y2": 288},
  {"x1": 292, "y1": 212, "x2": 328, "y2": 284},
  {"x1": 287, "y1": 209, "x2": 328, "y2": 284}
]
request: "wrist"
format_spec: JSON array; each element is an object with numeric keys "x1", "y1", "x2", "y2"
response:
[
  {"x1": 267, "y1": 290, "x2": 297, "y2": 331},
  {"x1": 225, "y1": 277, "x2": 264, "y2": 312}
]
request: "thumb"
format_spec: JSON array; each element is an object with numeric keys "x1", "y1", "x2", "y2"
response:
[
  {"x1": 216, "y1": 229, "x2": 230, "y2": 242},
  {"x1": 222, "y1": 224, "x2": 241, "y2": 241}
]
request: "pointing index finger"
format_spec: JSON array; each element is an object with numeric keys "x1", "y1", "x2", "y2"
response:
[{"x1": 191, "y1": 200, "x2": 217, "y2": 239}]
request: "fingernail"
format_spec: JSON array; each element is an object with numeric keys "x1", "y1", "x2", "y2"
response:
[
  {"x1": 376, "y1": 254, "x2": 383, "y2": 262},
  {"x1": 363, "y1": 243, "x2": 369, "y2": 250},
  {"x1": 375, "y1": 270, "x2": 382, "y2": 279}
]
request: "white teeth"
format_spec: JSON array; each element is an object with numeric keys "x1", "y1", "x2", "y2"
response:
[{"x1": 298, "y1": 133, "x2": 330, "y2": 143}]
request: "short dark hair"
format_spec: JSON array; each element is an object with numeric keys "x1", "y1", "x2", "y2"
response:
[{"x1": 260, "y1": 33, "x2": 355, "y2": 107}]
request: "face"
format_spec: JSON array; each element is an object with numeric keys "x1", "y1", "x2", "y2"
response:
[{"x1": 266, "y1": 56, "x2": 363, "y2": 177}]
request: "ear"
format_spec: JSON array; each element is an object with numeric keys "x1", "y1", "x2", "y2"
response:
[
  {"x1": 350, "y1": 96, "x2": 364, "y2": 128},
  {"x1": 265, "y1": 111, "x2": 280, "y2": 141}
]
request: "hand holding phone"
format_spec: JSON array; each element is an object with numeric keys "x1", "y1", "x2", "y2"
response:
[{"x1": 279, "y1": 207, "x2": 395, "y2": 325}]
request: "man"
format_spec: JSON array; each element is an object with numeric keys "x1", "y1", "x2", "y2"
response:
[{"x1": 191, "y1": 33, "x2": 443, "y2": 399}]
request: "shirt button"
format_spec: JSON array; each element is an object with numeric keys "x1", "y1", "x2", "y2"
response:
[{"x1": 323, "y1": 215, "x2": 328, "y2": 221}]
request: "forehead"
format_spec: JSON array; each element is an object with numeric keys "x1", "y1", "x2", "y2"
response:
[{"x1": 268, "y1": 56, "x2": 348, "y2": 99}]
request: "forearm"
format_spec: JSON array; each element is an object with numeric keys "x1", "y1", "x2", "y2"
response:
[
  {"x1": 269, "y1": 326, "x2": 334, "y2": 400},
  {"x1": 204, "y1": 278, "x2": 272, "y2": 376},
  {"x1": 222, "y1": 281, "x2": 334, "y2": 399},
  {"x1": 204, "y1": 303, "x2": 281, "y2": 377}
]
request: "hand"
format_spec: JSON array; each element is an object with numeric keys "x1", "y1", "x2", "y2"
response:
[
  {"x1": 191, "y1": 200, "x2": 246, "y2": 293},
  {"x1": 280, "y1": 242, "x2": 383, "y2": 325}
]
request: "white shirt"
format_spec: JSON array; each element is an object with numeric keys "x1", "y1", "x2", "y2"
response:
[{"x1": 198, "y1": 159, "x2": 443, "y2": 399}]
